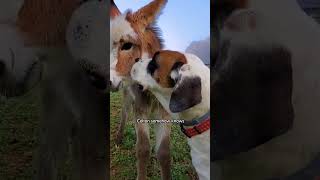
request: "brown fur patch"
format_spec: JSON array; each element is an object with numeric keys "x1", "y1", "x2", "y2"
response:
[
  {"x1": 115, "y1": 36, "x2": 142, "y2": 76},
  {"x1": 17, "y1": 0, "x2": 82, "y2": 46},
  {"x1": 127, "y1": 14, "x2": 163, "y2": 58},
  {"x1": 157, "y1": 134, "x2": 171, "y2": 179},
  {"x1": 131, "y1": 0, "x2": 167, "y2": 28},
  {"x1": 136, "y1": 124, "x2": 150, "y2": 180},
  {"x1": 153, "y1": 50, "x2": 187, "y2": 88}
]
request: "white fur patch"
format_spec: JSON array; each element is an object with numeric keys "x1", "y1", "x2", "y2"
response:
[
  {"x1": 110, "y1": 68, "x2": 123, "y2": 89},
  {"x1": 110, "y1": 14, "x2": 137, "y2": 49},
  {"x1": 67, "y1": 1, "x2": 108, "y2": 66},
  {"x1": 188, "y1": 130, "x2": 210, "y2": 180},
  {"x1": 131, "y1": 58, "x2": 155, "y2": 90}
]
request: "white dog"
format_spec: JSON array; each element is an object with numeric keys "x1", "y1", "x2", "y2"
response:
[{"x1": 131, "y1": 50, "x2": 210, "y2": 180}]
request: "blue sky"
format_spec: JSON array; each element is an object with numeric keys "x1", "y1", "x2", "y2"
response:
[{"x1": 115, "y1": 0, "x2": 210, "y2": 52}]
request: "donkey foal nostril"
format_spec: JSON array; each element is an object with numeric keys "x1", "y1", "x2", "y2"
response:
[{"x1": 135, "y1": 58, "x2": 140, "y2": 63}]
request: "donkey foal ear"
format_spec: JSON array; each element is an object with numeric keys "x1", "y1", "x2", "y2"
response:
[
  {"x1": 169, "y1": 76, "x2": 202, "y2": 113},
  {"x1": 110, "y1": 0, "x2": 121, "y2": 19},
  {"x1": 134, "y1": 0, "x2": 167, "y2": 28}
]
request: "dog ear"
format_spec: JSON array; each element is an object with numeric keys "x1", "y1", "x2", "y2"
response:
[
  {"x1": 169, "y1": 64, "x2": 202, "y2": 113},
  {"x1": 132, "y1": 0, "x2": 167, "y2": 29},
  {"x1": 212, "y1": 43, "x2": 294, "y2": 160}
]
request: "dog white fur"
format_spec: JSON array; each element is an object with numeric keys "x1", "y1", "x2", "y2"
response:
[{"x1": 131, "y1": 52, "x2": 210, "y2": 180}]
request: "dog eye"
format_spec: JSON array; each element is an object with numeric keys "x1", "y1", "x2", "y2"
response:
[{"x1": 121, "y1": 42, "x2": 133, "y2": 50}]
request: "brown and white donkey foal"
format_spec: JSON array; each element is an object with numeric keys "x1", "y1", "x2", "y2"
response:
[{"x1": 110, "y1": 1, "x2": 173, "y2": 179}]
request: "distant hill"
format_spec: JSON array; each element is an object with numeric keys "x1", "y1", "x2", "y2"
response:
[{"x1": 185, "y1": 37, "x2": 210, "y2": 65}]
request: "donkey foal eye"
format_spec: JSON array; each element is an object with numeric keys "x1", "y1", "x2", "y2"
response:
[{"x1": 121, "y1": 43, "x2": 133, "y2": 50}]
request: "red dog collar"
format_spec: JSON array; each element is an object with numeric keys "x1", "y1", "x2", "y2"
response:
[{"x1": 180, "y1": 114, "x2": 210, "y2": 138}]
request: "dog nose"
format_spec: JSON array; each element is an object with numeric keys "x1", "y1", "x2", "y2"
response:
[{"x1": 0, "y1": 60, "x2": 5, "y2": 76}]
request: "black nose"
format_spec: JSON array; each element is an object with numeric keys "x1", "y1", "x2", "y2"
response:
[{"x1": 0, "y1": 61, "x2": 6, "y2": 76}]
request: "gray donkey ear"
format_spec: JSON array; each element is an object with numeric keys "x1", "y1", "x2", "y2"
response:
[{"x1": 169, "y1": 75, "x2": 202, "y2": 113}]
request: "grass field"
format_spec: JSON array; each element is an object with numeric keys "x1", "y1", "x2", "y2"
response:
[
  {"x1": 110, "y1": 92, "x2": 197, "y2": 180},
  {"x1": 0, "y1": 90, "x2": 39, "y2": 180},
  {"x1": 0, "y1": 90, "x2": 197, "y2": 179}
]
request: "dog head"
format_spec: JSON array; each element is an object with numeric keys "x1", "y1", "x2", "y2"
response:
[
  {"x1": 212, "y1": 9, "x2": 294, "y2": 160},
  {"x1": 0, "y1": 25, "x2": 42, "y2": 97},
  {"x1": 131, "y1": 50, "x2": 210, "y2": 114},
  {"x1": 109, "y1": 0, "x2": 166, "y2": 91}
]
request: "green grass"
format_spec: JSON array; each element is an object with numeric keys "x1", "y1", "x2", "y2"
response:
[
  {"x1": 0, "y1": 90, "x2": 40, "y2": 180},
  {"x1": 0, "y1": 90, "x2": 197, "y2": 179},
  {"x1": 110, "y1": 92, "x2": 197, "y2": 180}
]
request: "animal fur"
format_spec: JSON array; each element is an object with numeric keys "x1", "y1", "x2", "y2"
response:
[
  {"x1": 212, "y1": 0, "x2": 320, "y2": 179},
  {"x1": 131, "y1": 50, "x2": 211, "y2": 179},
  {"x1": 108, "y1": 1, "x2": 172, "y2": 179},
  {"x1": 6, "y1": 1, "x2": 109, "y2": 179}
]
